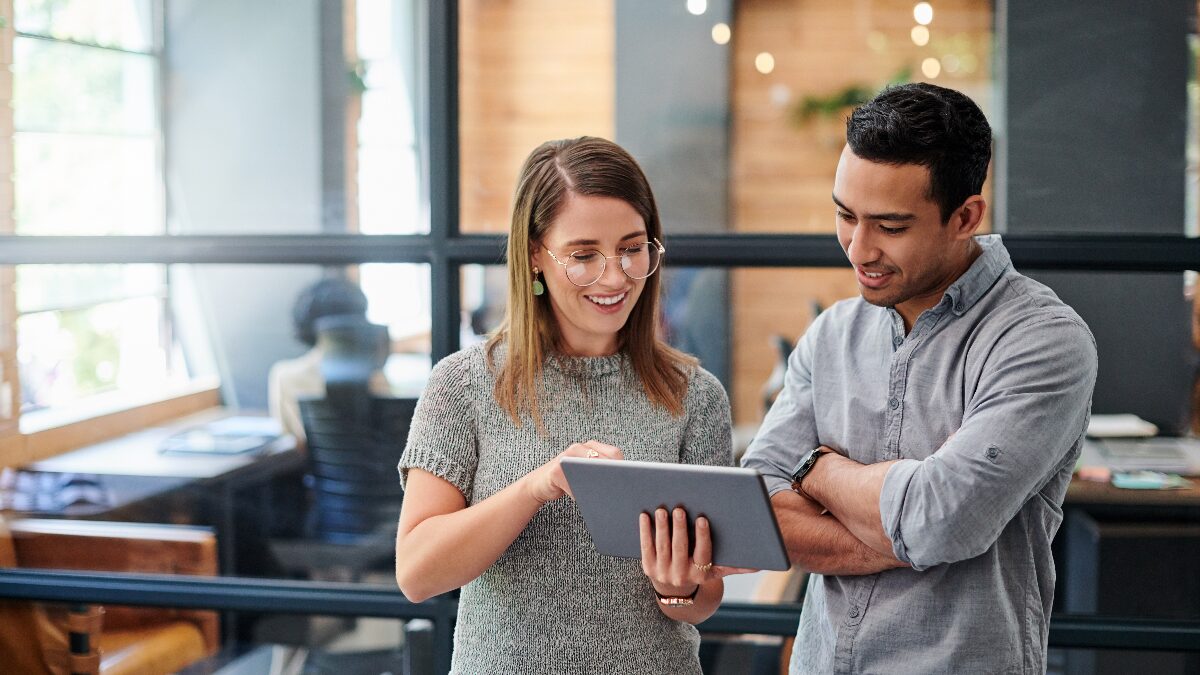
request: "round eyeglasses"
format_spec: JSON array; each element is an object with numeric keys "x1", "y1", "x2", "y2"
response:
[{"x1": 543, "y1": 238, "x2": 665, "y2": 287}]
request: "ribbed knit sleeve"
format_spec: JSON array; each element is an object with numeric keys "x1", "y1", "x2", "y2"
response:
[
  {"x1": 397, "y1": 348, "x2": 478, "y2": 499},
  {"x1": 681, "y1": 367, "x2": 734, "y2": 468}
]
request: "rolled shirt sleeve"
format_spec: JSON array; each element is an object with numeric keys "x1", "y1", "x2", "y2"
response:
[{"x1": 880, "y1": 314, "x2": 1098, "y2": 571}]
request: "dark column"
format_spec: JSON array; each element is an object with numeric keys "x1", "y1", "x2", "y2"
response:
[{"x1": 996, "y1": 0, "x2": 1195, "y2": 431}]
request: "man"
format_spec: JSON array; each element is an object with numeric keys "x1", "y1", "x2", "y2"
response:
[{"x1": 741, "y1": 83, "x2": 1097, "y2": 673}]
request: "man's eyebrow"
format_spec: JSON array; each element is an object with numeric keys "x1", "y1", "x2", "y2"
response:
[{"x1": 831, "y1": 194, "x2": 916, "y2": 222}]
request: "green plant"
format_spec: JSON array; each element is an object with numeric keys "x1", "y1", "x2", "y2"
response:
[{"x1": 790, "y1": 66, "x2": 912, "y2": 126}]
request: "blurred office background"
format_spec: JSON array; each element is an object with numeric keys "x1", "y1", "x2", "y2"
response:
[{"x1": 0, "y1": 1, "x2": 1198, "y2": 673}]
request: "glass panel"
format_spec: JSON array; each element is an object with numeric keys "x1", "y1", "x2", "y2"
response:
[
  {"x1": 356, "y1": 0, "x2": 424, "y2": 235},
  {"x1": 16, "y1": 263, "x2": 177, "y2": 416},
  {"x1": 3, "y1": 264, "x2": 430, "y2": 583},
  {"x1": 16, "y1": 264, "x2": 163, "y2": 315},
  {"x1": 1052, "y1": 648, "x2": 1200, "y2": 673},
  {"x1": 460, "y1": 262, "x2": 858, "y2": 426},
  {"x1": 184, "y1": 614, "x2": 414, "y2": 674},
  {"x1": 458, "y1": 1, "x2": 992, "y2": 235},
  {"x1": 14, "y1": 134, "x2": 161, "y2": 234},
  {"x1": 13, "y1": 37, "x2": 157, "y2": 135},
  {"x1": 14, "y1": 0, "x2": 155, "y2": 52},
  {"x1": 162, "y1": 1, "x2": 426, "y2": 235}
]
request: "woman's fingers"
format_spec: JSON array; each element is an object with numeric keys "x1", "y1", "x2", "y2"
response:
[
  {"x1": 692, "y1": 516, "x2": 713, "y2": 573},
  {"x1": 654, "y1": 507, "x2": 670, "y2": 562},
  {"x1": 580, "y1": 440, "x2": 624, "y2": 460},
  {"x1": 639, "y1": 512, "x2": 656, "y2": 575},
  {"x1": 671, "y1": 508, "x2": 690, "y2": 573}
]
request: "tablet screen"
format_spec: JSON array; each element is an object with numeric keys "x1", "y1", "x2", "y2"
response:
[{"x1": 561, "y1": 457, "x2": 790, "y2": 571}]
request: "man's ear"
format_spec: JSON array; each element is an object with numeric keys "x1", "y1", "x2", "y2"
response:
[{"x1": 950, "y1": 195, "x2": 987, "y2": 241}]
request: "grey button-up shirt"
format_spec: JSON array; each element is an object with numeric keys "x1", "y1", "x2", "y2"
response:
[{"x1": 742, "y1": 235, "x2": 1097, "y2": 674}]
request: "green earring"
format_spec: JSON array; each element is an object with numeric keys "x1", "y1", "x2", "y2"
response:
[{"x1": 532, "y1": 269, "x2": 545, "y2": 296}]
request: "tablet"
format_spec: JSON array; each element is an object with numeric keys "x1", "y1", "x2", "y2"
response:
[{"x1": 560, "y1": 457, "x2": 790, "y2": 571}]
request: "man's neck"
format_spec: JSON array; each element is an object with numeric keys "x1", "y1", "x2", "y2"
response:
[{"x1": 896, "y1": 239, "x2": 984, "y2": 332}]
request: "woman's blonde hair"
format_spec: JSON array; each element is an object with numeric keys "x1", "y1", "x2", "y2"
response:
[{"x1": 486, "y1": 136, "x2": 695, "y2": 428}]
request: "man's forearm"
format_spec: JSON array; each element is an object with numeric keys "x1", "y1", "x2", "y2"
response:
[
  {"x1": 802, "y1": 450, "x2": 899, "y2": 559},
  {"x1": 772, "y1": 490, "x2": 906, "y2": 575}
]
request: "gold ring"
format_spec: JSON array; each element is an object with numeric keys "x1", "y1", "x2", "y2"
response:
[
  {"x1": 693, "y1": 561, "x2": 713, "y2": 573},
  {"x1": 586, "y1": 449, "x2": 600, "y2": 458}
]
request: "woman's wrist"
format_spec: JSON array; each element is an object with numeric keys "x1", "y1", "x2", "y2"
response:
[
  {"x1": 518, "y1": 475, "x2": 550, "y2": 506},
  {"x1": 651, "y1": 581, "x2": 701, "y2": 598}
]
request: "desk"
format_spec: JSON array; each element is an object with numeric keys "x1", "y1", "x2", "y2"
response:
[
  {"x1": 1062, "y1": 472, "x2": 1200, "y2": 674},
  {"x1": 6, "y1": 408, "x2": 303, "y2": 575},
  {"x1": 1067, "y1": 478, "x2": 1200, "y2": 509}
]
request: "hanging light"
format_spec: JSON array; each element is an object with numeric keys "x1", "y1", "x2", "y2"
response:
[
  {"x1": 914, "y1": 2, "x2": 934, "y2": 26},
  {"x1": 755, "y1": 52, "x2": 775, "y2": 74},
  {"x1": 712, "y1": 22, "x2": 731, "y2": 45}
]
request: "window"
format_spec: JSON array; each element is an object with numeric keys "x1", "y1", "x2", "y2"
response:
[{"x1": 10, "y1": 1, "x2": 188, "y2": 424}]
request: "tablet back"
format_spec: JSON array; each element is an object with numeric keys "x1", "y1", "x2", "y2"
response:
[{"x1": 560, "y1": 457, "x2": 790, "y2": 571}]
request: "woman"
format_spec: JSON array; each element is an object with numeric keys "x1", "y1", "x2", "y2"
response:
[{"x1": 394, "y1": 137, "x2": 733, "y2": 673}]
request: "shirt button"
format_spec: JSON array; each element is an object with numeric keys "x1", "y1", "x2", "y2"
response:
[
  {"x1": 848, "y1": 606, "x2": 860, "y2": 618},
  {"x1": 889, "y1": 397, "x2": 899, "y2": 410},
  {"x1": 987, "y1": 446, "x2": 999, "y2": 459},
  {"x1": 954, "y1": 303, "x2": 964, "y2": 312},
  {"x1": 892, "y1": 335, "x2": 903, "y2": 347}
]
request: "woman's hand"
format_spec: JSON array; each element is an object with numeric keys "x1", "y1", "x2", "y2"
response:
[{"x1": 523, "y1": 440, "x2": 624, "y2": 505}]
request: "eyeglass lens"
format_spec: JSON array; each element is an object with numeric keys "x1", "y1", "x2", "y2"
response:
[{"x1": 564, "y1": 242, "x2": 660, "y2": 286}]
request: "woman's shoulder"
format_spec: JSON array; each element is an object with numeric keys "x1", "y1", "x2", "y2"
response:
[
  {"x1": 428, "y1": 342, "x2": 490, "y2": 386},
  {"x1": 681, "y1": 362, "x2": 729, "y2": 409}
]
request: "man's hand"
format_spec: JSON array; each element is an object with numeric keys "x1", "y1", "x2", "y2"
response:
[
  {"x1": 800, "y1": 452, "x2": 899, "y2": 559},
  {"x1": 771, "y1": 489, "x2": 907, "y2": 576}
]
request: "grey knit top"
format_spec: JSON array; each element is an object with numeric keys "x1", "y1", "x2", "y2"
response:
[{"x1": 398, "y1": 342, "x2": 733, "y2": 675}]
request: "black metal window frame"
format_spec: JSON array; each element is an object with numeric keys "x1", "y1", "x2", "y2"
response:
[{"x1": 1, "y1": 3, "x2": 1199, "y2": 673}]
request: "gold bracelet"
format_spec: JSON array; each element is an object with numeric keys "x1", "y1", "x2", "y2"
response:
[{"x1": 653, "y1": 585, "x2": 700, "y2": 607}]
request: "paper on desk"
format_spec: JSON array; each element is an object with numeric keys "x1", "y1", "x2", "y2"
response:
[
  {"x1": 1087, "y1": 414, "x2": 1158, "y2": 438},
  {"x1": 205, "y1": 416, "x2": 283, "y2": 437},
  {"x1": 1111, "y1": 471, "x2": 1192, "y2": 490}
]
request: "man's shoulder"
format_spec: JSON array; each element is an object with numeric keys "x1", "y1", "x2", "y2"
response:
[
  {"x1": 977, "y1": 270, "x2": 1097, "y2": 360},
  {"x1": 987, "y1": 270, "x2": 1092, "y2": 334}
]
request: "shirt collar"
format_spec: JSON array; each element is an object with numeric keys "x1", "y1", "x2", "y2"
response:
[{"x1": 939, "y1": 234, "x2": 1011, "y2": 317}]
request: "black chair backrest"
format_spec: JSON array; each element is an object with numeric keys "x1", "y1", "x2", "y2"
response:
[{"x1": 298, "y1": 395, "x2": 417, "y2": 543}]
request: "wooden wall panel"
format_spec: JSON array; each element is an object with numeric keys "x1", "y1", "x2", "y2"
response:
[
  {"x1": 459, "y1": 0, "x2": 614, "y2": 234},
  {"x1": 728, "y1": 0, "x2": 992, "y2": 423}
]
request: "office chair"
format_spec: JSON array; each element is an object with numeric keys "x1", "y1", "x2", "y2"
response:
[
  {"x1": 269, "y1": 394, "x2": 414, "y2": 580},
  {"x1": 299, "y1": 395, "x2": 414, "y2": 544}
]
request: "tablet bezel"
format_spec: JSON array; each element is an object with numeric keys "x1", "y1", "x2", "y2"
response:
[{"x1": 560, "y1": 457, "x2": 790, "y2": 571}]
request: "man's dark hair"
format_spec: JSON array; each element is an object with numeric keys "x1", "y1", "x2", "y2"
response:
[
  {"x1": 846, "y1": 82, "x2": 992, "y2": 221},
  {"x1": 291, "y1": 277, "x2": 368, "y2": 347}
]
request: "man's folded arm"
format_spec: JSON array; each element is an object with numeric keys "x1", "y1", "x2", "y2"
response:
[
  {"x1": 770, "y1": 488, "x2": 908, "y2": 575},
  {"x1": 806, "y1": 316, "x2": 1097, "y2": 571}
]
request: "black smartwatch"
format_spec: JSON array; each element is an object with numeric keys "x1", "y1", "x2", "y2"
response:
[{"x1": 790, "y1": 447, "x2": 829, "y2": 497}]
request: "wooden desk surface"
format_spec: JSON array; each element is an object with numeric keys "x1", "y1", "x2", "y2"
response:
[
  {"x1": 27, "y1": 409, "x2": 297, "y2": 479},
  {"x1": 1067, "y1": 477, "x2": 1200, "y2": 508}
]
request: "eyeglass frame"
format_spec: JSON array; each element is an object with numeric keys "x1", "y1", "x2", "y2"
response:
[{"x1": 541, "y1": 237, "x2": 666, "y2": 287}]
